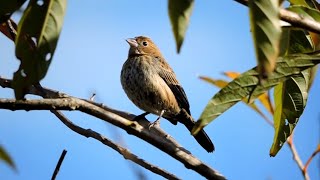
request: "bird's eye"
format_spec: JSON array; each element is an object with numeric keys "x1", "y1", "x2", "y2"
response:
[{"x1": 142, "y1": 41, "x2": 148, "y2": 46}]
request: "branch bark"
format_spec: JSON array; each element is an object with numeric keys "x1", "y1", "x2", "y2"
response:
[
  {"x1": 51, "y1": 110, "x2": 180, "y2": 180},
  {"x1": 234, "y1": 0, "x2": 320, "y2": 34},
  {"x1": 0, "y1": 77, "x2": 225, "y2": 180}
]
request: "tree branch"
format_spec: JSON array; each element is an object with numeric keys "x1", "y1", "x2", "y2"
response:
[
  {"x1": 0, "y1": 77, "x2": 225, "y2": 180},
  {"x1": 234, "y1": 0, "x2": 320, "y2": 34},
  {"x1": 51, "y1": 149, "x2": 67, "y2": 180},
  {"x1": 51, "y1": 110, "x2": 180, "y2": 180}
]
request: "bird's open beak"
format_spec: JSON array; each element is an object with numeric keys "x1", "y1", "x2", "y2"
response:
[{"x1": 126, "y1": 38, "x2": 138, "y2": 47}]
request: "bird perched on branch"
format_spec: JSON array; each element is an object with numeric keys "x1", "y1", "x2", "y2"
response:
[{"x1": 121, "y1": 36, "x2": 214, "y2": 152}]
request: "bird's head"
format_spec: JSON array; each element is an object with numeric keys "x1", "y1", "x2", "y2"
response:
[{"x1": 126, "y1": 36, "x2": 162, "y2": 58}]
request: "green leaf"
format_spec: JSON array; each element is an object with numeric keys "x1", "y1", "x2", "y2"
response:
[
  {"x1": 270, "y1": 83, "x2": 289, "y2": 156},
  {"x1": 0, "y1": 0, "x2": 26, "y2": 23},
  {"x1": 288, "y1": 5, "x2": 320, "y2": 21},
  {"x1": 168, "y1": 0, "x2": 194, "y2": 53},
  {"x1": 305, "y1": 0, "x2": 319, "y2": 9},
  {"x1": 12, "y1": 0, "x2": 67, "y2": 99},
  {"x1": 288, "y1": 0, "x2": 309, "y2": 6},
  {"x1": 288, "y1": 0, "x2": 319, "y2": 8},
  {"x1": 0, "y1": 145, "x2": 15, "y2": 170},
  {"x1": 200, "y1": 75, "x2": 270, "y2": 120},
  {"x1": 270, "y1": 71, "x2": 310, "y2": 156},
  {"x1": 192, "y1": 54, "x2": 320, "y2": 135},
  {"x1": 286, "y1": 6, "x2": 320, "y2": 88},
  {"x1": 270, "y1": 28, "x2": 314, "y2": 156},
  {"x1": 249, "y1": 0, "x2": 282, "y2": 78},
  {"x1": 280, "y1": 28, "x2": 314, "y2": 55}
]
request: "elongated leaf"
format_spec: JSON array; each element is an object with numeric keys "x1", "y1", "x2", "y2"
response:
[
  {"x1": 168, "y1": 0, "x2": 194, "y2": 53},
  {"x1": 288, "y1": 0, "x2": 309, "y2": 6},
  {"x1": 248, "y1": 29, "x2": 314, "y2": 101},
  {"x1": 249, "y1": 0, "x2": 282, "y2": 78},
  {"x1": 305, "y1": 0, "x2": 319, "y2": 8},
  {"x1": 287, "y1": 6, "x2": 320, "y2": 89},
  {"x1": 192, "y1": 54, "x2": 320, "y2": 135},
  {"x1": 271, "y1": 83, "x2": 288, "y2": 155},
  {"x1": 223, "y1": 71, "x2": 274, "y2": 114},
  {"x1": 270, "y1": 71, "x2": 310, "y2": 156},
  {"x1": 288, "y1": 5, "x2": 320, "y2": 21},
  {"x1": 257, "y1": 93, "x2": 274, "y2": 115},
  {"x1": 0, "y1": 0, "x2": 26, "y2": 23},
  {"x1": 223, "y1": 72, "x2": 240, "y2": 79},
  {"x1": 200, "y1": 76, "x2": 270, "y2": 123},
  {"x1": 289, "y1": 0, "x2": 318, "y2": 8},
  {"x1": 199, "y1": 76, "x2": 229, "y2": 88},
  {"x1": 270, "y1": 28, "x2": 314, "y2": 156},
  {"x1": 0, "y1": 146, "x2": 15, "y2": 170},
  {"x1": 12, "y1": 0, "x2": 67, "y2": 99}
]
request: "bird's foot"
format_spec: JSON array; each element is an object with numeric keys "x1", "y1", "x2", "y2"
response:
[
  {"x1": 148, "y1": 110, "x2": 165, "y2": 130},
  {"x1": 148, "y1": 119, "x2": 160, "y2": 129}
]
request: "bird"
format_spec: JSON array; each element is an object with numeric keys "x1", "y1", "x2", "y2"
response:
[{"x1": 120, "y1": 36, "x2": 214, "y2": 152}]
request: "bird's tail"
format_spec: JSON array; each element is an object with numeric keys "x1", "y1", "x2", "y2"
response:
[{"x1": 176, "y1": 109, "x2": 215, "y2": 153}]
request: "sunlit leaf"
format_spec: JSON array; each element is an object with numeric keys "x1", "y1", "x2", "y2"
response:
[
  {"x1": 287, "y1": 6, "x2": 320, "y2": 89},
  {"x1": 223, "y1": 71, "x2": 274, "y2": 114},
  {"x1": 270, "y1": 71, "x2": 310, "y2": 156},
  {"x1": 288, "y1": 5, "x2": 320, "y2": 21},
  {"x1": 199, "y1": 76, "x2": 228, "y2": 88},
  {"x1": 288, "y1": 5, "x2": 320, "y2": 46},
  {"x1": 270, "y1": 28, "x2": 314, "y2": 156},
  {"x1": 249, "y1": 0, "x2": 282, "y2": 78},
  {"x1": 200, "y1": 75, "x2": 271, "y2": 124},
  {"x1": 192, "y1": 54, "x2": 320, "y2": 135},
  {"x1": 0, "y1": 0, "x2": 26, "y2": 23},
  {"x1": 168, "y1": 0, "x2": 194, "y2": 53},
  {"x1": 257, "y1": 93, "x2": 274, "y2": 115},
  {"x1": 223, "y1": 72, "x2": 240, "y2": 79},
  {"x1": 0, "y1": 145, "x2": 15, "y2": 170},
  {"x1": 288, "y1": 0, "x2": 309, "y2": 6},
  {"x1": 12, "y1": 0, "x2": 67, "y2": 99}
]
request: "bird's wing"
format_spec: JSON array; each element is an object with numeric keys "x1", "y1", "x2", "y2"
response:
[{"x1": 155, "y1": 57, "x2": 191, "y2": 114}]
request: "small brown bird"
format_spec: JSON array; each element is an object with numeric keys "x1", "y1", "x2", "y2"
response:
[{"x1": 121, "y1": 36, "x2": 214, "y2": 152}]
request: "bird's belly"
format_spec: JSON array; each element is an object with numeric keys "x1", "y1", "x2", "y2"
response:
[{"x1": 121, "y1": 62, "x2": 179, "y2": 116}]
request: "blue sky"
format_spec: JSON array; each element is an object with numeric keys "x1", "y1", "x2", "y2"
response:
[{"x1": 0, "y1": 1, "x2": 319, "y2": 179}]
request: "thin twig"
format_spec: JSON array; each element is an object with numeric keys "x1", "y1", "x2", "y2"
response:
[
  {"x1": 234, "y1": 0, "x2": 320, "y2": 34},
  {"x1": 51, "y1": 149, "x2": 67, "y2": 180},
  {"x1": 303, "y1": 144, "x2": 320, "y2": 174},
  {"x1": 287, "y1": 134, "x2": 310, "y2": 180},
  {"x1": 51, "y1": 110, "x2": 180, "y2": 180}
]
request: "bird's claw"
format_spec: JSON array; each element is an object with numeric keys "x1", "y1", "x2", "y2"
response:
[
  {"x1": 148, "y1": 110, "x2": 165, "y2": 130},
  {"x1": 148, "y1": 119, "x2": 160, "y2": 130}
]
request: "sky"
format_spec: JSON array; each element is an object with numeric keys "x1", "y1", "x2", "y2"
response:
[{"x1": 0, "y1": 1, "x2": 319, "y2": 180}]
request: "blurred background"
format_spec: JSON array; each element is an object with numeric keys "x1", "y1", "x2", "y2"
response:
[{"x1": 0, "y1": 1, "x2": 319, "y2": 179}]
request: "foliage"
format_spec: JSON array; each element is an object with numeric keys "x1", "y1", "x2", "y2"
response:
[{"x1": 0, "y1": 0, "x2": 319, "y2": 179}]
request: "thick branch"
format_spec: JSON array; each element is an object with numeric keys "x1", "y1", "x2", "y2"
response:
[
  {"x1": 0, "y1": 77, "x2": 225, "y2": 180},
  {"x1": 234, "y1": 0, "x2": 320, "y2": 34}
]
